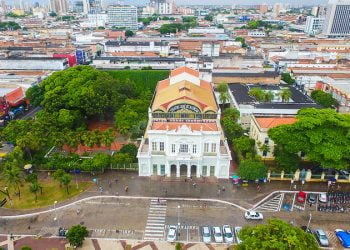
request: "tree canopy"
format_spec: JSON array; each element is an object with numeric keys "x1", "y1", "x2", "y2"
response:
[
  {"x1": 66, "y1": 225, "x2": 89, "y2": 247},
  {"x1": 268, "y1": 108, "x2": 350, "y2": 170},
  {"x1": 237, "y1": 219, "x2": 319, "y2": 250},
  {"x1": 311, "y1": 90, "x2": 338, "y2": 108},
  {"x1": 238, "y1": 159, "x2": 267, "y2": 180},
  {"x1": 281, "y1": 72, "x2": 295, "y2": 84}
]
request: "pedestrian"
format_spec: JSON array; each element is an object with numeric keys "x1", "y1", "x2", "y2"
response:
[
  {"x1": 185, "y1": 178, "x2": 187, "y2": 182},
  {"x1": 108, "y1": 181, "x2": 112, "y2": 188},
  {"x1": 157, "y1": 198, "x2": 160, "y2": 203},
  {"x1": 257, "y1": 185, "x2": 261, "y2": 192},
  {"x1": 190, "y1": 176, "x2": 193, "y2": 181},
  {"x1": 337, "y1": 184, "x2": 341, "y2": 190},
  {"x1": 293, "y1": 184, "x2": 297, "y2": 190},
  {"x1": 193, "y1": 182, "x2": 197, "y2": 188},
  {"x1": 222, "y1": 186, "x2": 225, "y2": 192},
  {"x1": 125, "y1": 186, "x2": 128, "y2": 193},
  {"x1": 217, "y1": 189, "x2": 221, "y2": 196},
  {"x1": 204, "y1": 202, "x2": 207, "y2": 209},
  {"x1": 28, "y1": 225, "x2": 31, "y2": 230},
  {"x1": 165, "y1": 189, "x2": 168, "y2": 196}
]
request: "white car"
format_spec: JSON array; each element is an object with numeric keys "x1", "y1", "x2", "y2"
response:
[
  {"x1": 244, "y1": 211, "x2": 263, "y2": 220},
  {"x1": 167, "y1": 225, "x2": 177, "y2": 242},
  {"x1": 234, "y1": 226, "x2": 242, "y2": 244},
  {"x1": 319, "y1": 193, "x2": 327, "y2": 203},
  {"x1": 202, "y1": 226, "x2": 211, "y2": 243},
  {"x1": 212, "y1": 226, "x2": 223, "y2": 243},
  {"x1": 222, "y1": 225, "x2": 234, "y2": 244}
]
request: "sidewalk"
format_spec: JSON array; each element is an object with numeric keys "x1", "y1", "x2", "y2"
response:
[{"x1": 1, "y1": 170, "x2": 350, "y2": 216}]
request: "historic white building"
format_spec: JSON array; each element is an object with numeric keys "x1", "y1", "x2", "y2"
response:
[{"x1": 137, "y1": 67, "x2": 231, "y2": 179}]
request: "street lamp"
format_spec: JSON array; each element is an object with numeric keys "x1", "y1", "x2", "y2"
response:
[
  {"x1": 306, "y1": 213, "x2": 312, "y2": 231},
  {"x1": 53, "y1": 200, "x2": 59, "y2": 227},
  {"x1": 177, "y1": 205, "x2": 181, "y2": 237},
  {"x1": 69, "y1": 159, "x2": 81, "y2": 189}
]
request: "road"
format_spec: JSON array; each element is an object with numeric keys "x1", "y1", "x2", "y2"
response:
[{"x1": 1, "y1": 195, "x2": 348, "y2": 248}]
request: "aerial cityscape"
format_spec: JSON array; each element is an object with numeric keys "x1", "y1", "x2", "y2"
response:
[{"x1": 0, "y1": 0, "x2": 349, "y2": 249}]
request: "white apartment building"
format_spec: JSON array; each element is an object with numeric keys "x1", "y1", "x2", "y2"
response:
[
  {"x1": 107, "y1": 5, "x2": 138, "y2": 30},
  {"x1": 305, "y1": 16, "x2": 325, "y2": 35},
  {"x1": 137, "y1": 67, "x2": 231, "y2": 178},
  {"x1": 50, "y1": 0, "x2": 68, "y2": 14},
  {"x1": 149, "y1": 0, "x2": 175, "y2": 14},
  {"x1": 323, "y1": 0, "x2": 350, "y2": 37}
]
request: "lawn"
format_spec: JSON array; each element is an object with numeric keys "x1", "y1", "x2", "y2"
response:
[
  {"x1": 0, "y1": 180, "x2": 92, "y2": 210},
  {"x1": 106, "y1": 70, "x2": 170, "y2": 93}
]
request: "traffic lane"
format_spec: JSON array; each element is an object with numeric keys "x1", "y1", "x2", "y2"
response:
[{"x1": 0, "y1": 198, "x2": 149, "y2": 236}]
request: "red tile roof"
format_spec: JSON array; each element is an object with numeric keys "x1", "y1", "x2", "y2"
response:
[
  {"x1": 255, "y1": 117, "x2": 297, "y2": 129},
  {"x1": 170, "y1": 66, "x2": 200, "y2": 78},
  {"x1": 151, "y1": 122, "x2": 218, "y2": 131}
]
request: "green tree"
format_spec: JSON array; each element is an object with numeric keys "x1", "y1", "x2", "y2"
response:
[
  {"x1": 235, "y1": 37, "x2": 247, "y2": 47},
  {"x1": 60, "y1": 173, "x2": 72, "y2": 194},
  {"x1": 311, "y1": 90, "x2": 338, "y2": 108},
  {"x1": 233, "y1": 136, "x2": 255, "y2": 159},
  {"x1": 52, "y1": 169, "x2": 65, "y2": 186},
  {"x1": 3, "y1": 166, "x2": 23, "y2": 199},
  {"x1": 222, "y1": 107, "x2": 240, "y2": 122},
  {"x1": 29, "y1": 182, "x2": 40, "y2": 202},
  {"x1": 125, "y1": 30, "x2": 134, "y2": 37},
  {"x1": 21, "y1": 247, "x2": 32, "y2": 250},
  {"x1": 237, "y1": 219, "x2": 319, "y2": 250},
  {"x1": 281, "y1": 72, "x2": 295, "y2": 84},
  {"x1": 238, "y1": 160, "x2": 267, "y2": 180},
  {"x1": 49, "y1": 12, "x2": 57, "y2": 17},
  {"x1": 112, "y1": 153, "x2": 133, "y2": 165},
  {"x1": 248, "y1": 88, "x2": 265, "y2": 101},
  {"x1": 274, "y1": 146, "x2": 300, "y2": 173},
  {"x1": 263, "y1": 91, "x2": 274, "y2": 102},
  {"x1": 26, "y1": 85, "x2": 44, "y2": 107},
  {"x1": 0, "y1": 21, "x2": 21, "y2": 31},
  {"x1": 221, "y1": 117, "x2": 244, "y2": 142},
  {"x1": 268, "y1": 108, "x2": 350, "y2": 170},
  {"x1": 204, "y1": 15, "x2": 213, "y2": 21},
  {"x1": 280, "y1": 89, "x2": 292, "y2": 102},
  {"x1": 119, "y1": 143, "x2": 138, "y2": 162},
  {"x1": 66, "y1": 225, "x2": 89, "y2": 247},
  {"x1": 91, "y1": 153, "x2": 111, "y2": 172},
  {"x1": 25, "y1": 173, "x2": 38, "y2": 183}
]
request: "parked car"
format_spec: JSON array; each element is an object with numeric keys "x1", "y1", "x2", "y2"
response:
[
  {"x1": 307, "y1": 193, "x2": 317, "y2": 204},
  {"x1": 58, "y1": 227, "x2": 67, "y2": 236},
  {"x1": 234, "y1": 226, "x2": 242, "y2": 244},
  {"x1": 314, "y1": 229, "x2": 329, "y2": 247},
  {"x1": 297, "y1": 191, "x2": 306, "y2": 203},
  {"x1": 202, "y1": 226, "x2": 211, "y2": 243},
  {"x1": 212, "y1": 226, "x2": 223, "y2": 243},
  {"x1": 222, "y1": 225, "x2": 234, "y2": 244},
  {"x1": 319, "y1": 193, "x2": 327, "y2": 203},
  {"x1": 244, "y1": 211, "x2": 263, "y2": 220},
  {"x1": 335, "y1": 229, "x2": 350, "y2": 248},
  {"x1": 167, "y1": 225, "x2": 177, "y2": 242}
]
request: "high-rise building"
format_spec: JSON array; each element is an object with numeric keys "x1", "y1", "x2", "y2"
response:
[
  {"x1": 149, "y1": 0, "x2": 175, "y2": 15},
  {"x1": 107, "y1": 5, "x2": 138, "y2": 30},
  {"x1": 305, "y1": 16, "x2": 325, "y2": 35},
  {"x1": 273, "y1": 3, "x2": 283, "y2": 17},
  {"x1": 50, "y1": 0, "x2": 69, "y2": 14},
  {"x1": 323, "y1": 0, "x2": 350, "y2": 37},
  {"x1": 74, "y1": 0, "x2": 84, "y2": 13},
  {"x1": 259, "y1": 3, "x2": 268, "y2": 14},
  {"x1": 89, "y1": 0, "x2": 102, "y2": 14},
  {"x1": 311, "y1": 6, "x2": 326, "y2": 17}
]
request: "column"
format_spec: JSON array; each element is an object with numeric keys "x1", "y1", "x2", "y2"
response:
[
  {"x1": 187, "y1": 163, "x2": 191, "y2": 178},
  {"x1": 176, "y1": 162, "x2": 180, "y2": 178},
  {"x1": 196, "y1": 165, "x2": 200, "y2": 178},
  {"x1": 166, "y1": 162, "x2": 170, "y2": 177}
]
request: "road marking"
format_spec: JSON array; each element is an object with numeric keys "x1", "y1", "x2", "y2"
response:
[
  {"x1": 254, "y1": 194, "x2": 283, "y2": 212},
  {"x1": 143, "y1": 199, "x2": 167, "y2": 241}
]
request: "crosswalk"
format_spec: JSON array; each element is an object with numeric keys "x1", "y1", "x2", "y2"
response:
[
  {"x1": 255, "y1": 193, "x2": 284, "y2": 212},
  {"x1": 143, "y1": 199, "x2": 167, "y2": 241}
]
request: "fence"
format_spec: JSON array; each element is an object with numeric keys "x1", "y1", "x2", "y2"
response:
[
  {"x1": 110, "y1": 163, "x2": 138, "y2": 171},
  {"x1": 268, "y1": 170, "x2": 350, "y2": 183}
]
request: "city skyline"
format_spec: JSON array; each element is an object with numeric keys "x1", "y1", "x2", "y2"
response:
[{"x1": 7, "y1": 0, "x2": 328, "y2": 7}]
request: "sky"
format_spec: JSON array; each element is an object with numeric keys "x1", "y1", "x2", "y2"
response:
[{"x1": 8, "y1": 0, "x2": 327, "y2": 6}]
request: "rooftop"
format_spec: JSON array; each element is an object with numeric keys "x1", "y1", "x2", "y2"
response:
[
  {"x1": 255, "y1": 117, "x2": 297, "y2": 129},
  {"x1": 151, "y1": 122, "x2": 218, "y2": 132}
]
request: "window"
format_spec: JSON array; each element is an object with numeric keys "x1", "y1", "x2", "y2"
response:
[
  {"x1": 192, "y1": 144, "x2": 197, "y2": 154},
  {"x1": 171, "y1": 144, "x2": 176, "y2": 153},
  {"x1": 159, "y1": 142, "x2": 164, "y2": 151},
  {"x1": 179, "y1": 144, "x2": 188, "y2": 153},
  {"x1": 264, "y1": 137, "x2": 269, "y2": 144},
  {"x1": 152, "y1": 142, "x2": 157, "y2": 151},
  {"x1": 263, "y1": 151, "x2": 267, "y2": 157},
  {"x1": 211, "y1": 143, "x2": 216, "y2": 153},
  {"x1": 204, "y1": 143, "x2": 209, "y2": 153}
]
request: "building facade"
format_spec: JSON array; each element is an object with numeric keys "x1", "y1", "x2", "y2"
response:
[
  {"x1": 323, "y1": 0, "x2": 350, "y2": 37},
  {"x1": 50, "y1": 0, "x2": 69, "y2": 14},
  {"x1": 149, "y1": 0, "x2": 175, "y2": 14},
  {"x1": 107, "y1": 5, "x2": 138, "y2": 30},
  {"x1": 137, "y1": 67, "x2": 231, "y2": 179},
  {"x1": 305, "y1": 16, "x2": 325, "y2": 35}
]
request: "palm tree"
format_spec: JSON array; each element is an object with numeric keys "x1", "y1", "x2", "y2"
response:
[
  {"x1": 60, "y1": 174, "x2": 72, "y2": 194},
  {"x1": 3, "y1": 166, "x2": 23, "y2": 199},
  {"x1": 264, "y1": 91, "x2": 274, "y2": 102},
  {"x1": 219, "y1": 91, "x2": 230, "y2": 108},
  {"x1": 280, "y1": 89, "x2": 292, "y2": 103},
  {"x1": 29, "y1": 182, "x2": 39, "y2": 202},
  {"x1": 248, "y1": 88, "x2": 265, "y2": 101}
]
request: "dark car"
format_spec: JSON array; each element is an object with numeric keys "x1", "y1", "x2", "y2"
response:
[
  {"x1": 301, "y1": 226, "x2": 312, "y2": 234},
  {"x1": 307, "y1": 193, "x2": 317, "y2": 204}
]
